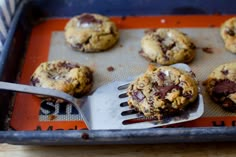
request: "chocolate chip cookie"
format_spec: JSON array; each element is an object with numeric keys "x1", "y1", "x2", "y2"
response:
[
  {"x1": 140, "y1": 28, "x2": 196, "y2": 65},
  {"x1": 127, "y1": 65, "x2": 198, "y2": 119},
  {"x1": 204, "y1": 62, "x2": 236, "y2": 112},
  {"x1": 220, "y1": 17, "x2": 236, "y2": 53},
  {"x1": 65, "y1": 13, "x2": 119, "y2": 52},
  {"x1": 30, "y1": 60, "x2": 93, "y2": 99}
]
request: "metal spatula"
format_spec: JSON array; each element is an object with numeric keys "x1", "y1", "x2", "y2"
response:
[{"x1": 0, "y1": 63, "x2": 204, "y2": 130}]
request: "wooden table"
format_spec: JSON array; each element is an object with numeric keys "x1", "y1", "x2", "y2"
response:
[{"x1": 1, "y1": 142, "x2": 236, "y2": 157}]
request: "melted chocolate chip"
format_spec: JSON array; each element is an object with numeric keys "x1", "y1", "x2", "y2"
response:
[
  {"x1": 31, "y1": 77, "x2": 40, "y2": 86},
  {"x1": 84, "y1": 36, "x2": 92, "y2": 45},
  {"x1": 78, "y1": 14, "x2": 102, "y2": 24},
  {"x1": 226, "y1": 29, "x2": 235, "y2": 36},
  {"x1": 221, "y1": 70, "x2": 229, "y2": 75},
  {"x1": 212, "y1": 79, "x2": 236, "y2": 97}
]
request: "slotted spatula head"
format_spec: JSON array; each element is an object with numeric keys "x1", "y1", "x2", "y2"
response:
[{"x1": 79, "y1": 63, "x2": 204, "y2": 130}]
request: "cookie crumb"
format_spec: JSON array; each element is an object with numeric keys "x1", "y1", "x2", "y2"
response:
[
  {"x1": 202, "y1": 47, "x2": 213, "y2": 54},
  {"x1": 48, "y1": 115, "x2": 57, "y2": 120},
  {"x1": 81, "y1": 133, "x2": 89, "y2": 140},
  {"x1": 107, "y1": 66, "x2": 115, "y2": 72},
  {"x1": 119, "y1": 44, "x2": 123, "y2": 47}
]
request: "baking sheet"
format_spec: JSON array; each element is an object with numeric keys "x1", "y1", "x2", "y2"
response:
[
  {"x1": 49, "y1": 28, "x2": 236, "y2": 118},
  {"x1": 10, "y1": 16, "x2": 236, "y2": 131}
]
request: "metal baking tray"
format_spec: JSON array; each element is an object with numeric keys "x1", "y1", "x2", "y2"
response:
[{"x1": 1, "y1": 0, "x2": 236, "y2": 145}]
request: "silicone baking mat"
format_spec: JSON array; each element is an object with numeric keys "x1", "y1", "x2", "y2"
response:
[{"x1": 10, "y1": 15, "x2": 236, "y2": 131}]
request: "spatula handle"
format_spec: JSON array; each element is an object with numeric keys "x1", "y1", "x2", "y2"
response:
[{"x1": 0, "y1": 81, "x2": 80, "y2": 105}]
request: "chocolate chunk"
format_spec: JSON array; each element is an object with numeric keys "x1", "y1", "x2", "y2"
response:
[
  {"x1": 190, "y1": 43, "x2": 196, "y2": 49},
  {"x1": 84, "y1": 36, "x2": 92, "y2": 45},
  {"x1": 202, "y1": 47, "x2": 213, "y2": 54},
  {"x1": 31, "y1": 77, "x2": 40, "y2": 86},
  {"x1": 212, "y1": 79, "x2": 236, "y2": 97},
  {"x1": 226, "y1": 29, "x2": 235, "y2": 36},
  {"x1": 221, "y1": 70, "x2": 229, "y2": 75},
  {"x1": 159, "y1": 41, "x2": 176, "y2": 54},
  {"x1": 219, "y1": 98, "x2": 236, "y2": 112},
  {"x1": 73, "y1": 43, "x2": 83, "y2": 49},
  {"x1": 158, "y1": 72, "x2": 166, "y2": 81},
  {"x1": 154, "y1": 84, "x2": 180, "y2": 99},
  {"x1": 109, "y1": 27, "x2": 116, "y2": 36},
  {"x1": 163, "y1": 55, "x2": 169, "y2": 61},
  {"x1": 78, "y1": 14, "x2": 102, "y2": 24},
  {"x1": 132, "y1": 90, "x2": 145, "y2": 102},
  {"x1": 58, "y1": 61, "x2": 79, "y2": 69},
  {"x1": 160, "y1": 45, "x2": 167, "y2": 53},
  {"x1": 182, "y1": 93, "x2": 192, "y2": 99},
  {"x1": 167, "y1": 42, "x2": 176, "y2": 50},
  {"x1": 156, "y1": 35, "x2": 164, "y2": 43}
]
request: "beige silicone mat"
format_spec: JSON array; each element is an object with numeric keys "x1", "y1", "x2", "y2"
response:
[{"x1": 48, "y1": 28, "x2": 236, "y2": 118}]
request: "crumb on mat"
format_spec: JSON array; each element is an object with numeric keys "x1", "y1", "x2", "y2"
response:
[
  {"x1": 202, "y1": 47, "x2": 213, "y2": 54},
  {"x1": 107, "y1": 66, "x2": 115, "y2": 72},
  {"x1": 48, "y1": 115, "x2": 57, "y2": 120}
]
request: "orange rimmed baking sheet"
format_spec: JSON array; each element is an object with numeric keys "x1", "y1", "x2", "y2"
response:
[{"x1": 11, "y1": 15, "x2": 236, "y2": 131}]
